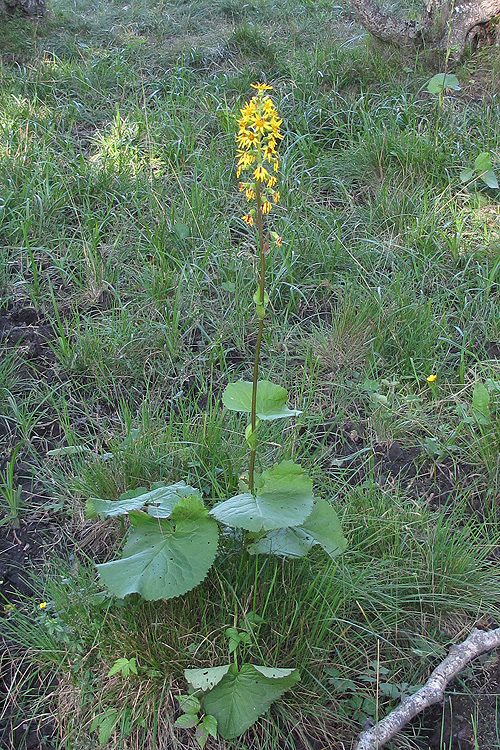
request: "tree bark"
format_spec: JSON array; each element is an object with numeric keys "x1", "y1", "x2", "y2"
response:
[{"x1": 349, "y1": 0, "x2": 500, "y2": 59}]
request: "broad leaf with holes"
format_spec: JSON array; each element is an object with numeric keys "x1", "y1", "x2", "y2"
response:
[
  {"x1": 222, "y1": 381, "x2": 301, "y2": 420},
  {"x1": 93, "y1": 482, "x2": 200, "y2": 518},
  {"x1": 96, "y1": 496, "x2": 218, "y2": 601},
  {"x1": 200, "y1": 663, "x2": 299, "y2": 739},
  {"x1": 210, "y1": 461, "x2": 313, "y2": 532},
  {"x1": 185, "y1": 665, "x2": 231, "y2": 691},
  {"x1": 250, "y1": 498, "x2": 346, "y2": 558}
]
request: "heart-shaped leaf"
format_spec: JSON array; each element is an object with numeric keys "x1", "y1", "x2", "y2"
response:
[
  {"x1": 93, "y1": 482, "x2": 200, "y2": 518},
  {"x1": 210, "y1": 461, "x2": 313, "y2": 532},
  {"x1": 426, "y1": 73, "x2": 460, "y2": 94},
  {"x1": 200, "y1": 663, "x2": 300, "y2": 739},
  {"x1": 222, "y1": 381, "x2": 301, "y2": 420},
  {"x1": 250, "y1": 498, "x2": 346, "y2": 559},
  {"x1": 96, "y1": 497, "x2": 218, "y2": 601}
]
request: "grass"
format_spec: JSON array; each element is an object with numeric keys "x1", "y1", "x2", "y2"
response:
[{"x1": 1, "y1": 0, "x2": 500, "y2": 747}]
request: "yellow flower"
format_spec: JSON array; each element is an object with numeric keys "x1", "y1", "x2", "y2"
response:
[
  {"x1": 267, "y1": 176, "x2": 277, "y2": 188},
  {"x1": 237, "y1": 130, "x2": 258, "y2": 148},
  {"x1": 242, "y1": 213, "x2": 254, "y2": 226},
  {"x1": 251, "y1": 82, "x2": 273, "y2": 91},
  {"x1": 262, "y1": 201, "x2": 272, "y2": 214},
  {"x1": 254, "y1": 165, "x2": 269, "y2": 181},
  {"x1": 275, "y1": 235, "x2": 282, "y2": 246},
  {"x1": 273, "y1": 190, "x2": 280, "y2": 203},
  {"x1": 39, "y1": 602, "x2": 47, "y2": 609},
  {"x1": 252, "y1": 116, "x2": 270, "y2": 134},
  {"x1": 246, "y1": 188, "x2": 255, "y2": 200},
  {"x1": 427, "y1": 374, "x2": 437, "y2": 382}
]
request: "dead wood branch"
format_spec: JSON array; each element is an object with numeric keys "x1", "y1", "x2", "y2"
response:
[{"x1": 354, "y1": 626, "x2": 500, "y2": 750}]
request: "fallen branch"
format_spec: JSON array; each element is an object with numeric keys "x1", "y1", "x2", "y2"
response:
[{"x1": 354, "y1": 627, "x2": 500, "y2": 750}]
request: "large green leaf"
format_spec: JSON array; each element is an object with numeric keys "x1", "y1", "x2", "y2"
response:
[
  {"x1": 222, "y1": 381, "x2": 301, "y2": 420},
  {"x1": 210, "y1": 461, "x2": 313, "y2": 532},
  {"x1": 96, "y1": 498, "x2": 218, "y2": 600},
  {"x1": 200, "y1": 663, "x2": 300, "y2": 739},
  {"x1": 250, "y1": 498, "x2": 346, "y2": 559},
  {"x1": 93, "y1": 482, "x2": 200, "y2": 518}
]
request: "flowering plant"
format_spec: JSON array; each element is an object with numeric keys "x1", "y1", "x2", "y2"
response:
[{"x1": 89, "y1": 83, "x2": 346, "y2": 740}]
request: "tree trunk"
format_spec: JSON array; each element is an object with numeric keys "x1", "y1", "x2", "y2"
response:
[
  {"x1": 349, "y1": 0, "x2": 500, "y2": 60},
  {"x1": 3, "y1": 0, "x2": 45, "y2": 16}
]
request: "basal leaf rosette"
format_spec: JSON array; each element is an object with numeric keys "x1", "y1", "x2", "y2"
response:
[{"x1": 96, "y1": 494, "x2": 218, "y2": 601}]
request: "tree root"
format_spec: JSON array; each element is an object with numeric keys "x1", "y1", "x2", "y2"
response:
[{"x1": 354, "y1": 627, "x2": 500, "y2": 750}]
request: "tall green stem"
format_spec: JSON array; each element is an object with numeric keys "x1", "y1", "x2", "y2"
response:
[{"x1": 248, "y1": 181, "x2": 266, "y2": 493}]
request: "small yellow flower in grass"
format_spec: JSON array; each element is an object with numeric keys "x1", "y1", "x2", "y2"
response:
[
  {"x1": 427, "y1": 374, "x2": 437, "y2": 382},
  {"x1": 39, "y1": 602, "x2": 47, "y2": 609},
  {"x1": 275, "y1": 235, "x2": 282, "y2": 246}
]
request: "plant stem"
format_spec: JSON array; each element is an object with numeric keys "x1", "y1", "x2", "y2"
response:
[{"x1": 249, "y1": 181, "x2": 266, "y2": 493}]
